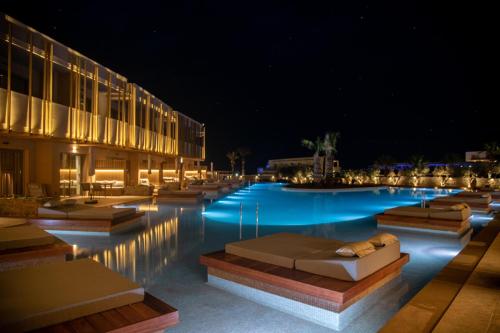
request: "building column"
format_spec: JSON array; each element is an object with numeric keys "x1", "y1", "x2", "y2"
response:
[
  {"x1": 33, "y1": 141, "x2": 60, "y2": 196},
  {"x1": 128, "y1": 152, "x2": 139, "y2": 186}
]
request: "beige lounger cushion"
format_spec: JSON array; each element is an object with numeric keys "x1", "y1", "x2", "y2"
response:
[
  {"x1": 158, "y1": 189, "x2": 202, "y2": 196},
  {"x1": 38, "y1": 206, "x2": 135, "y2": 220},
  {"x1": 0, "y1": 225, "x2": 54, "y2": 251},
  {"x1": 38, "y1": 207, "x2": 69, "y2": 218},
  {"x1": 450, "y1": 203, "x2": 468, "y2": 210},
  {"x1": 384, "y1": 206, "x2": 430, "y2": 218},
  {"x1": 428, "y1": 207, "x2": 471, "y2": 221},
  {"x1": 295, "y1": 242, "x2": 401, "y2": 281},
  {"x1": 226, "y1": 233, "x2": 344, "y2": 269},
  {"x1": 336, "y1": 241, "x2": 376, "y2": 257},
  {"x1": 0, "y1": 259, "x2": 144, "y2": 332},
  {"x1": 0, "y1": 218, "x2": 28, "y2": 228},
  {"x1": 68, "y1": 207, "x2": 136, "y2": 220},
  {"x1": 435, "y1": 195, "x2": 491, "y2": 204},
  {"x1": 368, "y1": 233, "x2": 398, "y2": 247},
  {"x1": 43, "y1": 200, "x2": 62, "y2": 208}
]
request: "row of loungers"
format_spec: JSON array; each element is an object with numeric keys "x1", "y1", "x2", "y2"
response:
[
  {"x1": 201, "y1": 232, "x2": 409, "y2": 330},
  {"x1": 0, "y1": 218, "x2": 179, "y2": 332},
  {"x1": 376, "y1": 204, "x2": 472, "y2": 236},
  {"x1": 430, "y1": 192, "x2": 493, "y2": 213},
  {"x1": 156, "y1": 181, "x2": 244, "y2": 203}
]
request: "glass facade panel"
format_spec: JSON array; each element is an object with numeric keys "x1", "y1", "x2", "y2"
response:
[
  {"x1": 110, "y1": 87, "x2": 119, "y2": 119},
  {"x1": 10, "y1": 45, "x2": 29, "y2": 94},
  {"x1": 85, "y1": 74, "x2": 93, "y2": 112},
  {"x1": 32, "y1": 55, "x2": 44, "y2": 98},
  {"x1": 98, "y1": 82, "x2": 108, "y2": 116},
  {"x1": 0, "y1": 39, "x2": 7, "y2": 89},
  {"x1": 52, "y1": 63, "x2": 70, "y2": 106}
]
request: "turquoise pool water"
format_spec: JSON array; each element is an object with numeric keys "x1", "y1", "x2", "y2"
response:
[
  {"x1": 57, "y1": 183, "x2": 490, "y2": 333},
  {"x1": 203, "y1": 183, "x2": 459, "y2": 225}
]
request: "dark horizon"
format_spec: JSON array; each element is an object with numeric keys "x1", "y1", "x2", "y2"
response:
[{"x1": 3, "y1": 1, "x2": 491, "y2": 172}]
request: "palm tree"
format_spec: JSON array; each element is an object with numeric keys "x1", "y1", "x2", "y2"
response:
[
  {"x1": 408, "y1": 155, "x2": 429, "y2": 186},
  {"x1": 226, "y1": 151, "x2": 239, "y2": 176},
  {"x1": 374, "y1": 155, "x2": 396, "y2": 170},
  {"x1": 484, "y1": 142, "x2": 500, "y2": 162},
  {"x1": 302, "y1": 137, "x2": 324, "y2": 183},
  {"x1": 323, "y1": 132, "x2": 340, "y2": 182},
  {"x1": 237, "y1": 147, "x2": 251, "y2": 177}
]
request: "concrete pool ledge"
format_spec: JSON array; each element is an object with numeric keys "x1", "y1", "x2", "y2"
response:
[{"x1": 282, "y1": 186, "x2": 388, "y2": 193}]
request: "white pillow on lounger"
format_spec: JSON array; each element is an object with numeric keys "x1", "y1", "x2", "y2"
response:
[
  {"x1": 368, "y1": 233, "x2": 398, "y2": 247},
  {"x1": 43, "y1": 200, "x2": 62, "y2": 208},
  {"x1": 336, "y1": 241, "x2": 375, "y2": 258},
  {"x1": 450, "y1": 203, "x2": 468, "y2": 210}
]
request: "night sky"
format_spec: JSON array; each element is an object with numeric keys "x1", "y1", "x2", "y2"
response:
[{"x1": 3, "y1": 1, "x2": 491, "y2": 172}]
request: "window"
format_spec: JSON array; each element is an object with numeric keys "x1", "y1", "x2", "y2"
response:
[
  {"x1": 135, "y1": 97, "x2": 142, "y2": 126},
  {"x1": 31, "y1": 55, "x2": 44, "y2": 98},
  {"x1": 85, "y1": 76, "x2": 93, "y2": 112},
  {"x1": 0, "y1": 40, "x2": 8, "y2": 89},
  {"x1": 52, "y1": 63, "x2": 70, "y2": 106},
  {"x1": 10, "y1": 46, "x2": 29, "y2": 94},
  {"x1": 97, "y1": 82, "x2": 108, "y2": 116},
  {"x1": 110, "y1": 88, "x2": 119, "y2": 119}
]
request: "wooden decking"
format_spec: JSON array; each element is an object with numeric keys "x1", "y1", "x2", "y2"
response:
[
  {"x1": 376, "y1": 214, "x2": 471, "y2": 235},
  {"x1": 0, "y1": 237, "x2": 72, "y2": 271},
  {"x1": 31, "y1": 293, "x2": 179, "y2": 333},
  {"x1": 200, "y1": 250, "x2": 409, "y2": 310},
  {"x1": 30, "y1": 212, "x2": 145, "y2": 233}
]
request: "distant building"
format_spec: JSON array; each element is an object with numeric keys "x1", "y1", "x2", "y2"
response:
[{"x1": 465, "y1": 151, "x2": 491, "y2": 162}]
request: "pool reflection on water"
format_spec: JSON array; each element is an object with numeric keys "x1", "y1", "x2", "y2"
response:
[{"x1": 57, "y1": 184, "x2": 491, "y2": 333}]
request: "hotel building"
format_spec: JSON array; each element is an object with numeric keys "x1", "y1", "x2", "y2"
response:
[{"x1": 0, "y1": 14, "x2": 206, "y2": 196}]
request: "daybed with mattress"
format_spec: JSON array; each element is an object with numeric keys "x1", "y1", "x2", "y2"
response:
[
  {"x1": 430, "y1": 194, "x2": 492, "y2": 213},
  {"x1": 33, "y1": 203, "x2": 144, "y2": 234},
  {"x1": 0, "y1": 218, "x2": 72, "y2": 271},
  {"x1": 0, "y1": 259, "x2": 179, "y2": 332},
  {"x1": 156, "y1": 189, "x2": 204, "y2": 203},
  {"x1": 376, "y1": 205, "x2": 472, "y2": 235},
  {"x1": 200, "y1": 232, "x2": 408, "y2": 330}
]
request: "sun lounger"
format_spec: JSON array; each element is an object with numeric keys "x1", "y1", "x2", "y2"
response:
[
  {"x1": 187, "y1": 184, "x2": 222, "y2": 199},
  {"x1": 0, "y1": 259, "x2": 179, "y2": 332},
  {"x1": 33, "y1": 205, "x2": 144, "y2": 234},
  {"x1": 201, "y1": 233, "x2": 408, "y2": 330},
  {"x1": 0, "y1": 220, "x2": 72, "y2": 271},
  {"x1": 157, "y1": 189, "x2": 204, "y2": 203},
  {"x1": 456, "y1": 191, "x2": 500, "y2": 202},
  {"x1": 376, "y1": 205, "x2": 472, "y2": 235},
  {"x1": 430, "y1": 195, "x2": 492, "y2": 213}
]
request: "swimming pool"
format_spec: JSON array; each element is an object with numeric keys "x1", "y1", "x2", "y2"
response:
[
  {"x1": 203, "y1": 183, "x2": 458, "y2": 225},
  {"x1": 58, "y1": 184, "x2": 489, "y2": 333}
]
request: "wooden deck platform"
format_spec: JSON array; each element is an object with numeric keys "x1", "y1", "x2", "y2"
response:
[
  {"x1": 31, "y1": 293, "x2": 179, "y2": 333},
  {"x1": 376, "y1": 214, "x2": 471, "y2": 235},
  {"x1": 200, "y1": 250, "x2": 409, "y2": 311},
  {"x1": 0, "y1": 237, "x2": 72, "y2": 271},
  {"x1": 30, "y1": 212, "x2": 145, "y2": 234}
]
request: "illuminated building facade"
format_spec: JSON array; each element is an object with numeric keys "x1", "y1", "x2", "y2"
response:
[{"x1": 0, "y1": 14, "x2": 206, "y2": 196}]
